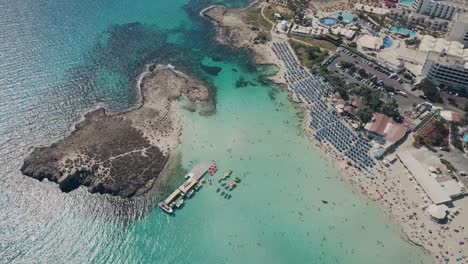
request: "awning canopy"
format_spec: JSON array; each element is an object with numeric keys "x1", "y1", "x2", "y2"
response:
[{"x1": 427, "y1": 204, "x2": 448, "y2": 220}]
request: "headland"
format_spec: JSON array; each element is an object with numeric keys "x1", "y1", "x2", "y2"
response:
[{"x1": 21, "y1": 65, "x2": 214, "y2": 198}]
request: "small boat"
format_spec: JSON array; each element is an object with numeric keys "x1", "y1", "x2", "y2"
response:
[
  {"x1": 208, "y1": 179, "x2": 212, "y2": 185},
  {"x1": 229, "y1": 181, "x2": 237, "y2": 190},
  {"x1": 321, "y1": 200, "x2": 328, "y2": 204},
  {"x1": 233, "y1": 176, "x2": 241, "y2": 182},
  {"x1": 222, "y1": 169, "x2": 233, "y2": 180},
  {"x1": 216, "y1": 188, "x2": 221, "y2": 193},
  {"x1": 186, "y1": 189, "x2": 194, "y2": 198},
  {"x1": 221, "y1": 191, "x2": 225, "y2": 196},
  {"x1": 158, "y1": 202, "x2": 173, "y2": 214},
  {"x1": 175, "y1": 198, "x2": 184, "y2": 208},
  {"x1": 195, "y1": 182, "x2": 203, "y2": 191},
  {"x1": 221, "y1": 182, "x2": 226, "y2": 186}
]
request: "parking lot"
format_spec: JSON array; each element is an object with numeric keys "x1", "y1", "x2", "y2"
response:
[
  {"x1": 327, "y1": 48, "x2": 406, "y2": 92},
  {"x1": 325, "y1": 48, "x2": 428, "y2": 112}
]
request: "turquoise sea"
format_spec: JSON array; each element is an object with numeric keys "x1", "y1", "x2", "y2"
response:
[{"x1": 0, "y1": 0, "x2": 431, "y2": 263}]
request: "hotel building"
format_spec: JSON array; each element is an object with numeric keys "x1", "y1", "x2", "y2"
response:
[
  {"x1": 412, "y1": 0, "x2": 468, "y2": 20},
  {"x1": 422, "y1": 51, "x2": 468, "y2": 90},
  {"x1": 447, "y1": 13, "x2": 468, "y2": 47}
]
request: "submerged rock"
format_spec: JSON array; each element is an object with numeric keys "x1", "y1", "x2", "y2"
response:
[{"x1": 200, "y1": 63, "x2": 222, "y2": 76}]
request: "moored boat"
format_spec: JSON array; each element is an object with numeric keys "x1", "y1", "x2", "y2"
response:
[
  {"x1": 222, "y1": 169, "x2": 232, "y2": 180},
  {"x1": 186, "y1": 189, "x2": 194, "y2": 198},
  {"x1": 229, "y1": 181, "x2": 237, "y2": 190},
  {"x1": 175, "y1": 198, "x2": 184, "y2": 208},
  {"x1": 158, "y1": 202, "x2": 173, "y2": 214}
]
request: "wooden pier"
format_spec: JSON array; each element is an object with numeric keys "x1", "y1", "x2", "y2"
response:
[{"x1": 161, "y1": 161, "x2": 215, "y2": 208}]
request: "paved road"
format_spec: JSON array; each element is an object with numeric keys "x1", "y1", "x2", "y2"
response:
[{"x1": 327, "y1": 51, "x2": 425, "y2": 112}]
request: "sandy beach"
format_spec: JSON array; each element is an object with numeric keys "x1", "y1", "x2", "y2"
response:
[{"x1": 202, "y1": 2, "x2": 468, "y2": 263}]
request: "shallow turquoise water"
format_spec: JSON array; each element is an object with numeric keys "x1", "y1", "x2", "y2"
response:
[{"x1": 0, "y1": 0, "x2": 430, "y2": 263}]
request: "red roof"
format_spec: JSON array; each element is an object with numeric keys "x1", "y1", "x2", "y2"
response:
[
  {"x1": 417, "y1": 116, "x2": 438, "y2": 138},
  {"x1": 366, "y1": 113, "x2": 409, "y2": 144}
]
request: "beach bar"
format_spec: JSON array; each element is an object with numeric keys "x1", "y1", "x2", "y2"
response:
[{"x1": 398, "y1": 152, "x2": 451, "y2": 205}]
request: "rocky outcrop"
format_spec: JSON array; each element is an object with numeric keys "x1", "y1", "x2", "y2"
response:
[
  {"x1": 21, "y1": 66, "x2": 214, "y2": 198},
  {"x1": 201, "y1": 4, "x2": 275, "y2": 65}
]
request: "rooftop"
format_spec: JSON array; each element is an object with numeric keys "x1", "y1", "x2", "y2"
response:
[
  {"x1": 365, "y1": 113, "x2": 409, "y2": 144},
  {"x1": 416, "y1": 116, "x2": 438, "y2": 138},
  {"x1": 398, "y1": 152, "x2": 452, "y2": 205},
  {"x1": 357, "y1": 35, "x2": 384, "y2": 50},
  {"x1": 440, "y1": 110, "x2": 462, "y2": 122},
  {"x1": 419, "y1": 35, "x2": 468, "y2": 60}
]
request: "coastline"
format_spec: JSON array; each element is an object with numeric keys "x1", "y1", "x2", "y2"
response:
[
  {"x1": 201, "y1": 2, "x2": 465, "y2": 263},
  {"x1": 21, "y1": 65, "x2": 214, "y2": 198}
]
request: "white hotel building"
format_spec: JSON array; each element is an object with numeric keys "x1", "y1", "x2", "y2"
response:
[
  {"x1": 412, "y1": 0, "x2": 468, "y2": 20},
  {"x1": 422, "y1": 52, "x2": 468, "y2": 89},
  {"x1": 447, "y1": 13, "x2": 468, "y2": 47}
]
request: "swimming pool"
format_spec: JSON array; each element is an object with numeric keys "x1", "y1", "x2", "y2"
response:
[
  {"x1": 399, "y1": 0, "x2": 413, "y2": 7},
  {"x1": 381, "y1": 36, "x2": 394, "y2": 49},
  {"x1": 390, "y1": 26, "x2": 417, "y2": 37},
  {"x1": 331, "y1": 11, "x2": 355, "y2": 23},
  {"x1": 320, "y1": 17, "x2": 338, "y2": 27}
]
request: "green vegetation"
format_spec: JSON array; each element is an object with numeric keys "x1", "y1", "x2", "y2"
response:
[
  {"x1": 357, "y1": 68, "x2": 368, "y2": 78},
  {"x1": 425, "y1": 119, "x2": 449, "y2": 147},
  {"x1": 451, "y1": 122, "x2": 464, "y2": 152},
  {"x1": 463, "y1": 102, "x2": 468, "y2": 112},
  {"x1": 253, "y1": 31, "x2": 270, "y2": 44},
  {"x1": 355, "y1": 105, "x2": 374, "y2": 124},
  {"x1": 289, "y1": 40, "x2": 329, "y2": 69},
  {"x1": 292, "y1": 36, "x2": 338, "y2": 52},
  {"x1": 440, "y1": 158, "x2": 457, "y2": 172},
  {"x1": 335, "y1": 84, "x2": 403, "y2": 124},
  {"x1": 263, "y1": 5, "x2": 293, "y2": 22},
  {"x1": 381, "y1": 99, "x2": 402, "y2": 122},
  {"x1": 404, "y1": 38, "x2": 420, "y2": 46},
  {"x1": 286, "y1": 0, "x2": 309, "y2": 21},
  {"x1": 462, "y1": 113, "x2": 468, "y2": 126},
  {"x1": 415, "y1": 79, "x2": 443, "y2": 103},
  {"x1": 243, "y1": 8, "x2": 273, "y2": 31}
]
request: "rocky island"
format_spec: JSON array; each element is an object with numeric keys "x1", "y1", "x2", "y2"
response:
[{"x1": 21, "y1": 66, "x2": 214, "y2": 198}]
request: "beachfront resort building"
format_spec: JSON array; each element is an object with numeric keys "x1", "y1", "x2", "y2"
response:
[
  {"x1": 365, "y1": 113, "x2": 410, "y2": 157},
  {"x1": 447, "y1": 13, "x2": 468, "y2": 47},
  {"x1": 422, "y1": 51, "x2": 468, "y2": 90},
  {"x1": 374, "y1": 35, "x2": 468, "y2": 89},
  {"x1": 412, "y1": 0, "x2": 468, "y2": 20}
]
